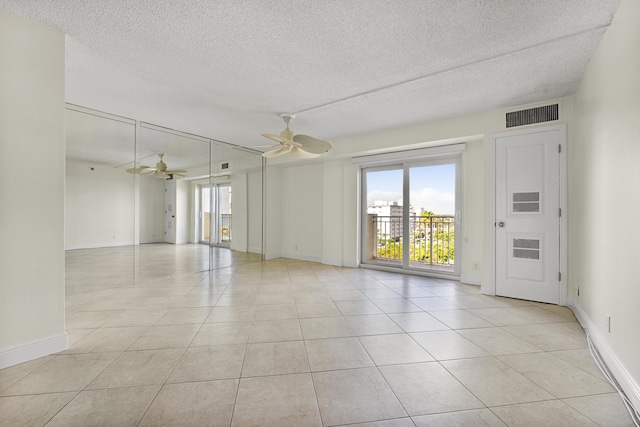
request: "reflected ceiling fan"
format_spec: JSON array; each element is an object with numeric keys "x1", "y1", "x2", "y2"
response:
[
  {"x1": 126, "y1": 153, "x2": 186, "y2": 179},
  {"x1": 260, "y1": 114, "x2": 333, "y2": 159}
]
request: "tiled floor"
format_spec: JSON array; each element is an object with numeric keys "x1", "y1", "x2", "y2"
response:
[{"x1": 1, "y1": 245, "x2": 636, "y2": 426}]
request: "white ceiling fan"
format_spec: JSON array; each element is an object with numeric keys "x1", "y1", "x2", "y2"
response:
[
  {"x1": 260, "y1": 114, "x2": 333, "y2": 159},
  {"x1": 126, "y1": 153, "x2": 187, "y2": 179}
]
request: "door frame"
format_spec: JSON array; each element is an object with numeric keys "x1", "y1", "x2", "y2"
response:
[
  {"x1": 200, "y1": 181, "x2": 232, "y2": 248},
  {"x1": 487, "y1": 123, "x2": 568, "y2": 305},
  {"x1": 355, "y1": 143, "x2": 466, "y2": 277}
]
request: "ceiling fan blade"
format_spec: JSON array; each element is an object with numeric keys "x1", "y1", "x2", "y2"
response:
[
  {"x1": 126, "y1": 166, "x2": 152, "y2": 173},
  {"x1": 292, "y1": 135, "x2": 333, "y2": 154},
  {"x1": 253, "y1": 144, "x2": 282, "y2": 148},
  {"x1": 166, "y1": 169, "x2": 187, "y2": 174},
  {"x1": 261, "y1": 133, "x2": 289, "y2": 145},
  {"x1": 262, "y1": 145, "x2": 292, "y2": 158},
  {"x1": 289, "y1": 146, "x2": 320, "y2": 159}
]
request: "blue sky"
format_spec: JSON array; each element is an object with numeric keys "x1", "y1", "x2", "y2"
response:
[{"x1": 366, "y1": 164, "x2": 455, "y2": 215}]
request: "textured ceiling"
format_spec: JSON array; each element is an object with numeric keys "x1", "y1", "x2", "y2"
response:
[{"x1": 1, "y1": 0, "x2": 621, "y2": 149}]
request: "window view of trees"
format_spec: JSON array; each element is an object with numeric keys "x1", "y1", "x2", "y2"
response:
[{"x1": 373, "y1": 211, "x2": 455, "y2": 267}]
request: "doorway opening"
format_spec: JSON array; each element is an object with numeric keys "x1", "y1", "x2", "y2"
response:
[{"x1": 200, "y1": 183, "x2": 232, "y2": 247}]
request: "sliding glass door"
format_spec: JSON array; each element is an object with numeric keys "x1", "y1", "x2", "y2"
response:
[
  {"x1": 361, "y1": 153, "x2": 462, "y2": 276},
  {"x1": 199, "y1": 183, "x2": 231, "y2": 247}
]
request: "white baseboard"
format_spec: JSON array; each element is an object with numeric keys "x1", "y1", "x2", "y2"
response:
[
  {"x1": 139, "y1": 238, "x2": 163, "y2": 244},
  {"x1": 65, "y1": 240, "x2": 136, "y2": 250},
  {"x1": 248, "y1": 246, "x2": 263, "y2": 255},
  {"x1": 342, "y1": 260, "x2": 359, "y2": 268},
  {"x1": 460, "y1": 273, "x2": 482, "y2": 286},
  {"x1": 264, "y1": 252, "x2": 281, "y2": 261},
  {"x1": 321, "y1": 257, "x2": 344, "y2": 267},
  {"x1": 0, "y1": 333, "x2": 68, "y2": 369},
  {"x1": 570, "y1": 300, "x2": 640, "y2": 411},
  {"x1": 280, "y1": 252, "x2": 323, "y2": 263}
]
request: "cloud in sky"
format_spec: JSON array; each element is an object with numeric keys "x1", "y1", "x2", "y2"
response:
[
  {"x1": 368, "y1": 188, "x2": 454, "y2": 215},
  {"x1": 367, "y1": 190, "x2": 402, "y2": 205},
  {"x1": 410, "y1": 188, "x2": 455, "y2": 215}
]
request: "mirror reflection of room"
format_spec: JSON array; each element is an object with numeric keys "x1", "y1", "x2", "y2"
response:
[{"x1": 64, "y1": 105, "x2": 264, "y2": 295}]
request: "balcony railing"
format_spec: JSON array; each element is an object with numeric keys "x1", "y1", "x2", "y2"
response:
[
  {"x1": 202, "y1": 213, "x2": 232, "y2": 244},
  {"x1": 366, "y1": 214, "x2": 455, "y2": 271},
  {"x1": 220, "y1": 214, "x2": 231, "y2": 243}
]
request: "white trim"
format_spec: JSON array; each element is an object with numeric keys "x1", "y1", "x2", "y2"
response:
[
  {"x1": 0, "y1": 333, "x2": 68, "y2": 369},
  {"x1": 570, "y1": 299, "x2": 640, "y2": 411},
  {"x1": 66, "y1": 103, "x2": 136, "y2": 125},
  {"x1": 248, "y1": 245, "x2": 263, "y2": 255},
  {"x1": 360, "y1": 263, "x2": 460, "y2": 281},
  {"x1": 486, "y1": 134, "x2": 497, "y2": 296},
  {"x1": 487, "y1": 124, "x2": 567, "y2": 304},
  {"x1": 279, "y1": 253, "x2": 323, "y2": 263},
  {"x1": 264, "y1": 252, "x2": 281, "y2": 261},
  {"x1": 558, "y1": 125, "x2": 568, "y2": 306},
  {"x1": 460, "y1": 273, "x2": 482, "y2": 286},
  {"x1": 321, "y1": 257, "x2": 344, "y2": 267},
  {"x1": 342, "y1": 260, "x2": 359, "y2": 268},
  {"x1": 352, "y1": 143, "x2": 466, "y2": 167},
  {"x1": 139, "y1": 238, "x2": 164, "y2": 244}
]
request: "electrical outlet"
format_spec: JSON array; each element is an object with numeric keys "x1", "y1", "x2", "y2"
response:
[
  {"x1": 607, "y1": 315, "x2": 611, "y2": 333},
  {"x1": 472, "y1": 262, "x2": 479, "y2": 270},
  {"x1": 294, "y1": 244, "x2": 298, "y2": 251}
]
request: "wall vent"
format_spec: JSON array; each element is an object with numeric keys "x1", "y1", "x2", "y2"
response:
[
  {"x1": 221, "y1": 162, "x2": 229, "y2": 170},
  {"x1": 506, "y1": 104, "x2": 558, "y2": 128}
]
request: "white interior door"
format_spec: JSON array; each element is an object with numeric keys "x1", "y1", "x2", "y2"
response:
[
  {"x1": 495, "y1": 126, "x2": 564, "y2": 304},
  {"x1": 164, "y1": 180, "x2": 177, "y2": 244}
]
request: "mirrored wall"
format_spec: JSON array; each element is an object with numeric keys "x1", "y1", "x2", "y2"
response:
[{"x1": 65, "y1": 105, "x2": 264, "y2": 295}]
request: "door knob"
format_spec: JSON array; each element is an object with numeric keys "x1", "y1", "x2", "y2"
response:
[{"x1": 498, "y1": 221, "x2": 505, "y2": 227}]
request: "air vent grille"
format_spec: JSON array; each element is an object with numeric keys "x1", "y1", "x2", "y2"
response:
[{"x1": 506, "y1": 104, "x2": 558, "y2": 128}]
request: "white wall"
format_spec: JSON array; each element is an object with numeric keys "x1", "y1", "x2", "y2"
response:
[
  {"x1": 569, "y1": 0, "x2": 640, "y2": 407},
  {"x1": 66, "y1": 160, "x2": 167, "y2": 248},
  {"x1": 223, "y1": 155, "x2": 264, "y2": 254},
  {"x1": 279, "y1": 163, "x2": 325, "y2": 262},
  {"x1": 322, "y1": 160, "x2": 348, "y2": 266},
  {"x1": 265, "y1": 167, "x2": 282, "y2": 259},
  {"x1": 0, "y1": 8, "x2": 66, "y2": 367},
  {"x1": 176, "y1": 180, "x2": 191, "y2": 244},
  {"x1": 231, "y1": 173, "x2": 248, "y2": 252},
  {"x1": 247, "y1": 168, "x2": 264, "y2": 254},
  {"x1": 267, "y1": 100, "x2": 569, "y2": 280},
  {"x1": 459, "y1": 140, "x2": 484, "y2": 285},
  {"x1": 139, "y1": 176, "x2": 165, "y2": 243},
  {"x1": 65, "y1": 159, "x2": 135, "y2": 249}
]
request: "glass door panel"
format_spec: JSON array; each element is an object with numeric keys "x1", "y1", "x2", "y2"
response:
[
  {"x1": 217, "y1": 185, "x2": 231, "y2": 246},
  {"x1": 408, "y1": 163, "x2": 457, "y2": 273},
  {"x1": 363, "y1": 167, "x2": 403, "y2": 267}
]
